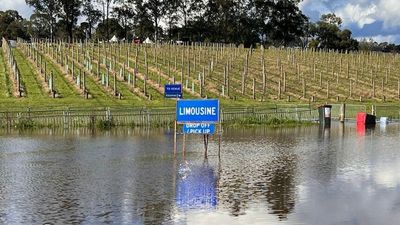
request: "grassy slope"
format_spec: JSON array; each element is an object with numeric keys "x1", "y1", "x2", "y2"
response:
[
  {"x1": 39, "y1": 51, "x2": 82, "y2": 99},
  {"x1": 2, "y1": 43, "x2": 400, "y2": 111},
  {"x1": 0, "y1": 51, "x2": 12, "y2": 98},
  {"x1": 13, "y1": 48, "x2": 46, "y2": 98},
  {"x1": 0, "y1": 46, "x2": 179, "y2": 109}
]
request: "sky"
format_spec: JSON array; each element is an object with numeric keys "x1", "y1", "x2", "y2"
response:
[
  {"x1": 1, "y1": 0, "x2": 400, "y2": 44},
  {"x1": 299, "y1": 0, "x2": 400, "y2": 43}
]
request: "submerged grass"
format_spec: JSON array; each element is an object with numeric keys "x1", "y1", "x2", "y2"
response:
[
  {"x1": 96, "y1": 119, "x2": 115, "y2": 130},
  {"x1": 224, "y1": 116, "x2": 316, "y2": 128},
  {"x1": 129, "y1": 120, "x2": 174, "y2": 128},
  {"x1": 2, "y1": 116, "x2": 314, "y2": 130},
  {"x1": 14, "y1": 118, "x2": 41, "y2": 129}
]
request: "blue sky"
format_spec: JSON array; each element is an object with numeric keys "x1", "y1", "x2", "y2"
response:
[{"x1": 1, "y1": 0, "x2": 400, "y2": 44}]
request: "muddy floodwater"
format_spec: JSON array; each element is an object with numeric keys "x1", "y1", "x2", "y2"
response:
[{"x1": 1, "y1": 123, "x2": 400, "y2": 225}]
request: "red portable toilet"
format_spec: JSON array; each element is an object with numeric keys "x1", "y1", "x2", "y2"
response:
[{"x1": 356, "y1": 112, "x2": 366, "y2": 124}]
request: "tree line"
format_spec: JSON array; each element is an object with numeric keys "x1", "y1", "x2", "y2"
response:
[
  {"x1": 21, "y1": 0, "x2": 309, "y2": 46},
  {"x1": 0, "y1": 0, "x2": 396, "y2": 52}
]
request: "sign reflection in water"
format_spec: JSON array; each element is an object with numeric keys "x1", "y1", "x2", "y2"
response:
[{"x1": 176, "y1": 161, "x2": 217, "y2": 210}]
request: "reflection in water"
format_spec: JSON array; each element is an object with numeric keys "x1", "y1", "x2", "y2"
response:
[
  {"x1": 318, "y1": 124, "x2": 331, "y2": 141},
  {"x1": 0, "y1": 127, "x2": 169, "y2": 138},
  {"x1": 216, "y1": 127, "x2": 301, "y2": 219},
  {"x1": 1, "y1": 124, "x2": 400, "y2": 224},
  {"x1": 265, "y1": 153, "x2": 297, "y2": 220},
  {"x1": 176, "y1": 160, "x2": 217, "y2": 210},
  {"x1": 314, "y1": 124, "x2": 337, "y2": 184},
  {"x1": 356, "y1": 123, "x2": 376, "y2": 137},
  {"x1": 356, "y1": 123, "x2": 366, "y2": 136},
  {"x1": 0, "y1": 128, "x2": 177, "y2": 224}
]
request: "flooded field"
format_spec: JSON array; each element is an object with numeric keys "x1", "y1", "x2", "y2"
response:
[{"x1": 0, "y1": 123, "x2": 400, "y2": 224}]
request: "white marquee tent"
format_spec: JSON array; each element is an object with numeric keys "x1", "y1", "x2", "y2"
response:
[
  {"x1": 143, "y1": 37, "x2": 154, "y2": 44},
  {"x1": 109, "y1": 35, "x2": 118, "y2": 43}
]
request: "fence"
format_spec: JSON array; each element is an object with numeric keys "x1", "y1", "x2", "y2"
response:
[
  {"x1": 375, "y1": 105, "x2": 400, "y2": 120},
  {"x1": 0, "y1": 105, "x2": 318, "y2": 129},
  {"x1": 1, "y1": 104, "x2": 399, "y2": 129},
  {"x1": 221, "y1": 106, "x2": 319, "y2": 123},
  {"x1": 329, "y1": 104, "x2": 400, "y2": 121},
  {"x1": 330, "y1": 104, "x2": 368, "y2": 119}
]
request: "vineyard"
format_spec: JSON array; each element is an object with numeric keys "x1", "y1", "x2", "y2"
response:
[{"x1": 1, "y1": 37, "x2": 400, "y2": 110}]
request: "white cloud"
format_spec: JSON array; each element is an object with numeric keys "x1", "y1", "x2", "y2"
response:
[
  {"x1": 336, "y1": 3, "x2": 377, "y2": 28},
  {"x1": 376, "y1": 0, "x2": 400, "y2": 29},
  {"x1": 301, "y1": 0, "x2": 400, "y2": 30}
]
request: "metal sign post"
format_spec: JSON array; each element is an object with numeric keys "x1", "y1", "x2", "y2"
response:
[{"x1": 166, "y1": 84, "x2": 182, "y2": 158}]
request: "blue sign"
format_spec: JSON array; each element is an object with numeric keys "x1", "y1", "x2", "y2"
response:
[
  {"x1": 165, "y1": 84, "x2": 182, "y2": 98},
  {"x1": 176, "y1": 99, "x2": 219, "y2": 123},
  {"x1": 183, "y1": 123, "x2": 215, "y2": 134}
]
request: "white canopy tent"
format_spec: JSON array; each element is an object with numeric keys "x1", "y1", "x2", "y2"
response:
[
  {"x1": 109, "y1": 35, "x2": 118, "y2": 43},
  {"x1": 143, "y1": 37, "x2": 154, "y2": 44}
]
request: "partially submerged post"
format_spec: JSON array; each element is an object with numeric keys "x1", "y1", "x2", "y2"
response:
[
  {"x1": 182, "y1": 133, "x2": 186, "y2": 156},
  {"x1": 173, "y1": 120, "x2": 177, "y2": 156},
  {"x1": 203, "y1": 135, "x2": 209, "y2": 159},
  {"x1": 339, "y1": 103, "x2": 346, "y2": 123}
]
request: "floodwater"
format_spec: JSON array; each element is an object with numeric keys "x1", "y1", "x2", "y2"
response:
[{"x1": 0, "y1": 123, "x2": 400, "y2": 225}]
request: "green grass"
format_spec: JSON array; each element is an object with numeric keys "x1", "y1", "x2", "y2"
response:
[
  {"x1": 111, "y1": 46, "x2": 209, "y2": 99},
  {"x1": 85, "y1": 58, "x2": 144, "y2": 101},
  {"x1": 0, "y1": 45, "x2": 178, "y2": 109},
  {"x1": 3, "y1": 42, "x2": 400, "y2": 112},
  {"x1": 77, "y1": 44, "x2": 400, "y2": 104},
  {"x1": 96, "y1": 118, "x2": 115, "y2": 130},
  {"x1": 37, "y1": 51, "x2": 82, "y2": 99},
  {"x1": 0, "y1": 50, "x2": 12, "y2": 98},
  {"x1": 61, "y1": 46, "x2": 148, "y2": 102},
  {"x1": 13, "y1": 48, "x2": 46, "y2": 98},
  {"x1": 91, "y1": 48, "x2": 164, "y2": 100},
  {"x1": 223, "y1": 116, "x2": 316, "y2": 127},
  {"x1": 14, "y1": 118, "x2": 40, "y2": 129}
]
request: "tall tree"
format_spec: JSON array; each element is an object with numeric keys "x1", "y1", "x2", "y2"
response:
[
  {"x1": 310, "y1": 14, "x2": 358, "y2": 51},
  {"x1": 113, "y1": 0, "x2": 135, "y2": 40},
  {"x1": 203, "y1": 0, "x2": 251, "y2": 44},
  {"x1": 321, "y1": 13, "x2": 343, "y2": 27},
  {"x1": 250, "y1": 0, "x2": 274, "y2": 44},
  {"x1": 96, "y1": 0, "x2": 113, "y2": 40},
  {"x1": 58, "y1": 0, "x2": 82, "y2": 41},
  {"x1": 25, "y1": 0, "x2": 59, "y2": 40},
  {"x1": 268, "y1": 0, "x2": 308, "y2": 46},
  {"x1": 0, "y1": 10, "x2": 29, "y2": 40},
  {"x1": 82, "y1": 0, "x2": 102, "y2": 39},
  {"x1": 28, "y1": 12, "x2": 51, "y2": 38},
  {"x1": 177, "y1": 0, "x2": 202, "y2": 39},
  {"x1": 145, "y1": 0, "x2": 166, "y2": 42},
  {"x1": 132, "y1": 0, "x2": 154, "y2": 39},
  {"x1": 94, "y1": 18, "x2": 124, "y2": 39},
  {"x1": 164, "y1": 0, "x2": 179, "y2": 39}
]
